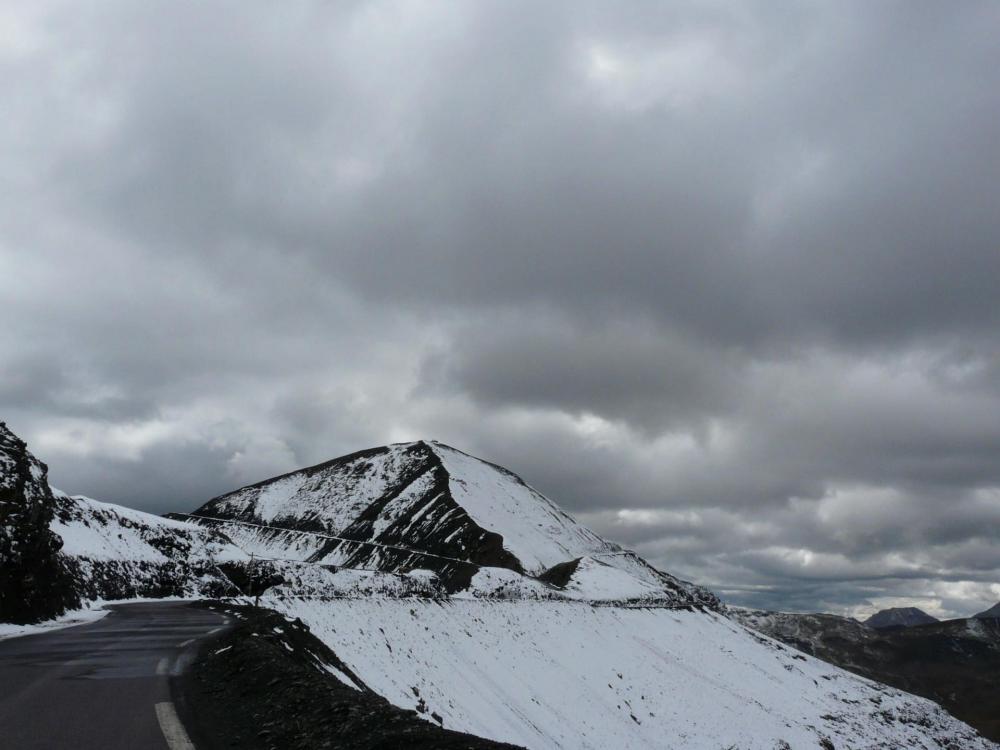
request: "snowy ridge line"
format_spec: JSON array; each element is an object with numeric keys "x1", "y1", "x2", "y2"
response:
[
  {"x1": 179, "y1": 514, "x2": 640, "y2": 569},
  {"x1": 214, "y1": 546, "x2": 431, "y2": 579},
  {"x1": 175, "y1": 513, "x2": 493, "y2": 569},
  {"x1": 233, "y1": 554, "x2": 426, "y2": 578},
  {"x1": 184, "y1": 513, "x2": 699, "y2": 611}
]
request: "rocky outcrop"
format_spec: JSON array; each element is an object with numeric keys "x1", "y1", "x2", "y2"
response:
[{"x1": 0, "y1": 423, "x2": 79, "y2": 623}]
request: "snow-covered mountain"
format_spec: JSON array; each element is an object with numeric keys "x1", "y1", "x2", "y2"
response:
[
  {"x1": 180, "y1": 440, "x2": 995, "y2": 748},
  {"x1": 185, "y1": 440, "x2": 717, "y2": 606},
  {"x1": 4, "y1": 426, "x2": 997, "y2": 748},
  {"x1": 864, "y1": 606, "x2": 939, "y2": 629}
]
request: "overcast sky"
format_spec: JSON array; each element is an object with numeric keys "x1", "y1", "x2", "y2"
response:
[{"x1": 3, "y1": 1, "x2": 999, "y2": 618}]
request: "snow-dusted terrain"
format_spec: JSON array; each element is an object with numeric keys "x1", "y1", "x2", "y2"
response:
[
  {"x1": 263, "y1": 595, "x2": 993, "y2": 750},
  {"x1": 429, "y1": 443, "x2": 608, "y2": 572},
  {"x1": 51, "y1": 490, "x2": 243, "y2": 564},
  {"x1": 188, "y1": 439, "x2": 995, "y2": 748},
  {"x1": 49, "y1": 489, "x2": 245, "y2": 602},
  {"x1": 190, "y1": 440, "x2": 717, "y2": 606},
  {"x1": 5, "y1": 425, "x2": 996, "y2": 748}
]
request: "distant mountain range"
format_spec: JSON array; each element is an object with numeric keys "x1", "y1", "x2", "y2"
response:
[{"x1": 730, "y1": 605, "x2": 1000, "y2": 741}]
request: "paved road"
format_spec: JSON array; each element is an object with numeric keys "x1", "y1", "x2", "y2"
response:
[{"x1": 0, "y1": 602, "x2": 230, "y2": 749}]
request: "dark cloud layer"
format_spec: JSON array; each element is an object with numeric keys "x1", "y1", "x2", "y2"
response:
[{"x1": 2, "y1": 0, "x2": 998, "y2": 618}]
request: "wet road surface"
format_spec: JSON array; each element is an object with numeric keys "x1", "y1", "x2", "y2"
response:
[{"x1": 0, "y1": 601, "x2": 230, "y2": 749}]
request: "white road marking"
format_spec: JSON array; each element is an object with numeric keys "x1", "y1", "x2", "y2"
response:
[
  {"x1": 207, "y1": 627, "x2": 224, "y2": 636},
  {"x1": 155, "y1": 702, "x2": 195, "y2": 750},
  {"x1": 177, "y1": 639, "x2": 194, "y2": 648},
  {"x1": 156, "y1": 657, "x2": 170, "y2": 676}
]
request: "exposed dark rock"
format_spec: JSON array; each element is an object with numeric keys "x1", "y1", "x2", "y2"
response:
[
  {"x1": 864, "y1": 606, "x2": 939, "y2": 630},
  {"x1": 973, "y1": 602, "x2": 1000, "y2": 619},
  {"x1": 538, "y1": 558, "x2": 582, "y2": 587},
  {"x1": 0, "y1": 422, "x2": 79, "y2": 624}
]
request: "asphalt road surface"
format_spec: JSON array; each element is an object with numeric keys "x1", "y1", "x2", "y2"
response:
[{"x1": 0, "y1": 602, "x2": 231, "y2": 749}]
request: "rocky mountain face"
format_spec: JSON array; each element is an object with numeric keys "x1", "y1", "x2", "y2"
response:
[
  {"x1": 730, "y1": 606, "x2": 1000, "y2": 742},
  {"x1": 726, "y1": 607, "x2": 876, "y2": 665},
  {"x1": 974, "y1": 602, "x2": 1000, "y2": 619},
  {"x1": 186, "y1": 440, "x2": 718, "y2": 606},
  {"x1": 865, "y1": 606, "x2": 939, "y2": 629},
  {"x1": 0, "y1": 423, "x2": 78, "y2": 623}
]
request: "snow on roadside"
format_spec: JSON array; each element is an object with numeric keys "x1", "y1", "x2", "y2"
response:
[{"x1": 0, "y1": 603, "x2": 110, "y2": 641}]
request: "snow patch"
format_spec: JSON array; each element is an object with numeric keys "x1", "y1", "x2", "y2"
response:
[{"x1": 0, "y1": 604, "x2": 110, "y2": 641}]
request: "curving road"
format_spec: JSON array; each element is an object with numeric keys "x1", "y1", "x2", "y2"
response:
[{"x1": 0, "y1": 601, "x2": 230, "y2": 749}]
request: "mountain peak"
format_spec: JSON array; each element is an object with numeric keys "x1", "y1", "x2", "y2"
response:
[
  {"x1": 864, "y1": 606, "x2": 939, "y2": 629},
  {"x1": 189, "y1": 440, "x2": 716, "y2": 605},
  {"x1": 193, "y1": 440, "x2": 607, "y2": 573}
]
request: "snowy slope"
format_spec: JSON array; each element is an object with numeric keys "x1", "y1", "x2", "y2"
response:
[
  {"x1": 728, "y1": 605, "x2": 1000, "y2": 744},
  {"x1": 429, "y1": 443, "x2": 609, "y2": 571},
  {"x1": 50, "y1": 490, "x2": 246, "y2": 601},
  {"x1": 196, "y1": 443, "x2": 429, "y2": 532},
  {"x1": 52, "y1": 491, "x2": 244, "y2": 563},
  {"x1": 265, "y1": 596, "x2": 995, "y2": 750},
  {"x1": 187, "y1": 521, "x2": 329, "y2": 563}
]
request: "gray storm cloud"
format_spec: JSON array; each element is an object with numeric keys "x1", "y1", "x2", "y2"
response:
[{"x1": 1, "y1": 0, "x2": 998, "y2": 618}]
